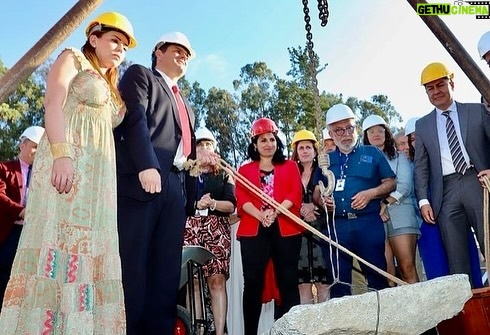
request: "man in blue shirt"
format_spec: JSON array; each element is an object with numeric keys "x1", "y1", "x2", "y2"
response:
[{"x1": 321, "y1": 104, "x2": 396, "y2": 298}]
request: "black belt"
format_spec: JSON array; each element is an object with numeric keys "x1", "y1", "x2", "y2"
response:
[
  {"x1": 336, "y1": 212, "x2": 361, "y2": 220},
  {"x1": 443, "y1": 165, "x2": 475, "y2": 181}
]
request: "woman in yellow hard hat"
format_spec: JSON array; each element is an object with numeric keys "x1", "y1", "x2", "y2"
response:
[
  {"x1": 291, "y1": 129, "x2": 333, "y2": 304},
  {"x1": 0, "y1": 12, "x2": 136, "y2": 334}
]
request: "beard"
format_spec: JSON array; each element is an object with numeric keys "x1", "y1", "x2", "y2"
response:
[{"x1": 335, "y1": 133, "x2": 358, "y2": 153}]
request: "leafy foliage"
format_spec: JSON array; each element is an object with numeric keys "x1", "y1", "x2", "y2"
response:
[
  {"x1": 0, "y1": 45, "x2": 403, "y2": 166},
  {"x1": 0, "y1": 60, "x2": 46, "y2": 160}
]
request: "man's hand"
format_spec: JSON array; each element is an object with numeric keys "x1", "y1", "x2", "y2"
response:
[
  {"x1": 420, "y1": 204, "x2": 435, "y2": 224},
  {"x1": 138, "y1": 168, "x2": 161, "y2": 193},
  {"x1": 351, "y1": 189, "x2": 375, "y2": 210},
  {"x1": 477, "y1": 169, "x2": 490, "y2": 189}
]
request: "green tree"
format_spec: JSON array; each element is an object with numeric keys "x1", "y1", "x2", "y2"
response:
[
  {"x1": 203, "y1": 87, "x2": 245, "y2": 167},
  {"x1": 233, "y1": 62, "x2": 277, "y2": 121},
  {"x1": 352, "y1": 94, "x2": 403, "y2": 133},
  {"x1": 0, "y1": 60, "x2": 46, "y2": 160}
]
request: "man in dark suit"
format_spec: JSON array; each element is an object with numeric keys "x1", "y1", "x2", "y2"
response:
[
  {"x1": 414, "y1": 62, "x2": 490, "y2": 286},
  {"x1": 116, "y1": 32, "x2": 216, "y2": 334},
  {"x1": 0, "y1": 126, "x2": 44, "y2": 310}
]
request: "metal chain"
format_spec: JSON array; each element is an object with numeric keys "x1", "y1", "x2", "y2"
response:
[{"x1": 302, "y1": 0, "x2": 329, "y2": 138}]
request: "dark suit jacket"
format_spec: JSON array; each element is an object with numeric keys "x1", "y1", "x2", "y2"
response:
[
  {"x1": 115, "y1": 65, "x2": 197, "y2": 215},
  {"x1": 0, "y1": 160, "x2": 23, "y2": 244},
  {"x1": 414, "y1": 102, "x2": 490, "y2": 218}
]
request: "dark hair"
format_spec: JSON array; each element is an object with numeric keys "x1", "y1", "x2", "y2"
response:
[
  {"x1": 291, "y1": 140, "x2": 319, "y2": 173},
  {"x1": 363, "y1": 124, "x2": 397, "y2": 160},
  {"x1": 151, "y1": 43, "x2": 190, "y2": 69},
  {"x1": 246, "y1": 133, "x2": 286, "y2": 163},
  {"x1": 408, "y1": 133, "x2": 415, "y2": 161}
]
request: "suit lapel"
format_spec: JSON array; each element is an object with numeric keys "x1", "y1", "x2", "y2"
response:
[
  {"x1": 11, "y1": 160, "x2": 23, "y2": 200},
  {"x1": 426, "y1": 109, "x2": 442, "y2": 157}
]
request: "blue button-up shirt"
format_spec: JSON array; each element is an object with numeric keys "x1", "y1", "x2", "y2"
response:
[{"x1": 326, "y1": 143, "x2": 395, "y2": 217}]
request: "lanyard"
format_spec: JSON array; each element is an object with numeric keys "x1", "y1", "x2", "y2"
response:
[{"x1": 339, "y1": 152, "x2": 349, "y2": 179}]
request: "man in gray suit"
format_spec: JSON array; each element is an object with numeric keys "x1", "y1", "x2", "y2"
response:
[{"x1": 414, "y1": 62, "x2": 490, "y2": 286}]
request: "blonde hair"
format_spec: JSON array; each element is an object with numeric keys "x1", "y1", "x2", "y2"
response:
[{"x1": 81, "y1": 31, "x2": 123, "y2": 108}]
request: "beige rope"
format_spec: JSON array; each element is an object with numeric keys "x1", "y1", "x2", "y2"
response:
[{"x1": 218, "y1": 159, "x2": 407, "y2": 287}]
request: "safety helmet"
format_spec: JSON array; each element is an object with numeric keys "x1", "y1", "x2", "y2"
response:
[
  {"x1": 404, "y1": 117, "x2": 420, "y2": 136},
  {"x1": 420, "y1": 62, "x2": 454, "y2": 85},
  {"x1": 250, "y1": 118, "x2": 278, "y2": 138},
  {"x1": 153, "y1": 32, "x2": 195, "y2": 59},
  {"x1": 325, "y1": 104, "x2": 355, "y2": 125},
  {"x1": 322, "y1": 127, "x2": 332, "y2": 140},
  {"x1": 291, "y1": 129, "x2": 318, "y2": 149},
  {"x1": 478, "y1": 31, "x2": 490, "y2": 59},
  {"x1": 85, "y1": 12, "x2": 137, "y2": 48},
  {"x1": 20, "y1": 126, "x2": 45, "y2": 144},
  {"x1": 195, "y1": 127, "x2": 216, "y2": 145},
  {"x1": 362, "y1": 115, "x2": 387, "y2": 132}
]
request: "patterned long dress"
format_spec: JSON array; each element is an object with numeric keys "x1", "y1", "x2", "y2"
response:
[{"x1": 0, "y1": 48, "x2": 126, "y2": 334}]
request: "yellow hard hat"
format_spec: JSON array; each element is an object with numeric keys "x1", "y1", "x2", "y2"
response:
[
  {"x1": 291, "y1": 129, "x2": 318, "y2": 149},
  {"x1": 86, "y1": 12, "x2": 137, "y2": 48},
  {"x1": 420, "y1": 62, "x2": 453, "y2": 85}
]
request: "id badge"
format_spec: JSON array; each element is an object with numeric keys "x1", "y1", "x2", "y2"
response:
[
  {"x1": 335, "y1": 178, "x2": 345, "y2": 191},
  {"x1": 198, "y1": 208, "x2": 209, "y2": 217},
  {"x1": 194, "y1": 208, "x2": 209, "y2": 217}
]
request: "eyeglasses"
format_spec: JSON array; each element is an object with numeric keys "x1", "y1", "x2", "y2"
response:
[{"x1": 332, "y1": 125, "x2": 356, "y2": 136}]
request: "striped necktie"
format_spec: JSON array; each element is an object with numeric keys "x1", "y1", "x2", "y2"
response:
[{"x1": 442, "y1": 111, "x2": 467, "y2": 174}]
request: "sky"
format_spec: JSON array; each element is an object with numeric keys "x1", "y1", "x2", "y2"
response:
[{"x1": 2, "y1": 0, "x2": 490, "y2": 128}]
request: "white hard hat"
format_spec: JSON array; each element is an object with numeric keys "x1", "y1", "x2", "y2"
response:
[
  {"x1": 362, "y1": 115, "x2": 387, "y2": 132},
  {"x1": 20, "y1": 126, "x2": 45, "y2": 144},
  {"x1": 322, "y1": 127, "x2": 332, "y2": 140},
  {"x1": 154, "y1": 32, "x2": 195, "y2": 59},
  {"x1": 478, "y1": 31, "x2": 490, "y2": 59},
  {"x1": 325, "y1": 104, "x2": 355, "y2": 125},
  {"x1": 195, "y1": 127, "x2": 216, "y2": 145},
  {"x1": 404, "y1": 117, "x2": 420, "y2": 136}
]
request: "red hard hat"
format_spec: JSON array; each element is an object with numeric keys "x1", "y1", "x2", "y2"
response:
[{"x1": 250, "y1": 118, "x2": 279, "y2": 138}]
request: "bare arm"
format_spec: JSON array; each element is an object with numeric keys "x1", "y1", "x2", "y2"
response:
[{"x1": 44, "y1": 50, "x2": 78, "y2": 193}]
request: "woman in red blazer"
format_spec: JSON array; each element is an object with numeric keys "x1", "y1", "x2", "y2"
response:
[{"x1": 236, "y1": 118, "x2": 303, "y2": 335}]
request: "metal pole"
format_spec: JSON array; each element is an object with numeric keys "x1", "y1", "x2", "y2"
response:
[
  {"x1": 406, "y1": 0, "x2": 490, "y2": 103},
  {"x1": 0, "y1": 0, "x2": 104, "y2": 103}
]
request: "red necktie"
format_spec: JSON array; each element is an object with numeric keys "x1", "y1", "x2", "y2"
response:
[{"x1": 172, "y1": 85, "x2": 192, "y2": 157}]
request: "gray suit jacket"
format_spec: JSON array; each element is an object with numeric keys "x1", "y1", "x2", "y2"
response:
[{"x1": 414, "y1": 101, "x2": 490, "y2": 219}]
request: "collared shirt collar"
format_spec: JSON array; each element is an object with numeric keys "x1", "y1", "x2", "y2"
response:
[
  {"x1": 435, "y1": 101, "x2": 457, "y2": 115},
  {"x1": 155, "y1": 68, "x2": 178, "y2": 89}
]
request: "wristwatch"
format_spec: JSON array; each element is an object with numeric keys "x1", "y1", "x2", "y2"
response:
[{"x1": 382, "y1": 199, "x2": 390, "y2": 205}]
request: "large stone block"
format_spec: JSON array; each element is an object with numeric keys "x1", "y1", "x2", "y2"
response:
[{"x1": 267, "y1": 274, "x2": 472, "y2": 335}]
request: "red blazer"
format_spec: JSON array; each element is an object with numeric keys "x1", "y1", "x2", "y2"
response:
[
  {"x1": 236, "y1": 160, "x2": 303, "y2": 237},
  {"x1": 0, "y1": 160, "x2": 23, "y2": 244}
]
